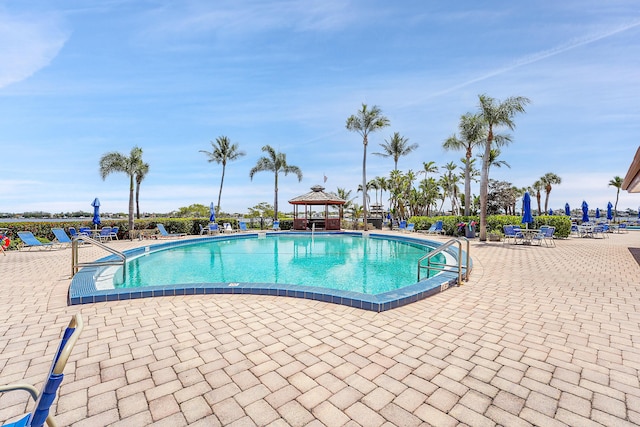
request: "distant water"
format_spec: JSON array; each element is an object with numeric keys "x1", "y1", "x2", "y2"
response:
[{"x1": 0, "y1": 218, "x2": 94, "y2": 223}]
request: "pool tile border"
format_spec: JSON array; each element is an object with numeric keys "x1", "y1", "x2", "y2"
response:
[{"x1": 69, "y1": 232, "x2": 469, "y2": 312}]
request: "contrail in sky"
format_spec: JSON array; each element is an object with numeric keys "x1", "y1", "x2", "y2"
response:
[{"x1": 429, "y1": 18, "x2": 640, "y2": 99}]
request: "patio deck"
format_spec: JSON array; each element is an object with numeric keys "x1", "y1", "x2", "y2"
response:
[{"x1": 0, "y1": 231, "x2": 639, "y2": 426}]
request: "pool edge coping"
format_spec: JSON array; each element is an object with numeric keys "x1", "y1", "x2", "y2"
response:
[{"x1": 69, "y1": 231, "x2": 470, "y2": 312}]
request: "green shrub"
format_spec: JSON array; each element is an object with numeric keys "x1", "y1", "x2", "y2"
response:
[{"x1": 407, "y1": 214, "x2": 571, "y2": 238}]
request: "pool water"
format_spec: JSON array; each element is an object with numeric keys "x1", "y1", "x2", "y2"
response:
[{"x1": 116, "y1": 234, "x2": 440, "y2": 295}]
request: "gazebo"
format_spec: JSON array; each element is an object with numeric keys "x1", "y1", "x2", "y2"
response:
[{"x1": 288, "y1": 185, "x2": 346, "y2": 230}]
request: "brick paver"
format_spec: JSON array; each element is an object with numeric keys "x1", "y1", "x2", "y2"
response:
[{"x1": 0, "y1": 230, "x2": 639, "y2": 425}]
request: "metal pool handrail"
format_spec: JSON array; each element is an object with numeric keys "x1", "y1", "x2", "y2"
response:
[
  {"x1": 417, "y1": 237, "x2": 471, "y2": 285},
  {"x1": 71, "y1": 235, "x2": 126, "y2": 280}
]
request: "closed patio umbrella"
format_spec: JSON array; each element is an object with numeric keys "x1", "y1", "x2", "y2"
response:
[
  {"x1": 595, "y1": 208, "x2": 600, "y2": 219},
  {"x1": 565, "y1": 203, "x2": 570, "y2": 216},
  {"x1": 521, "y1": 192, "x2": 533, "y2": 228},
  {"x1": 581, "y1": 201, "x2": 589, "y2": 223},
  {"x1": 607, "y1": 202, "x2": 613, "y2": 221},
  {"x1": 209, "y1": 202, "x2": 216, "y2": 223},
  {"x1": 91, "y1": 198, "x2": 101, "y2": 228},
  {"x1": 548, "y1": 208, "x2": 553, "y2": 215}
]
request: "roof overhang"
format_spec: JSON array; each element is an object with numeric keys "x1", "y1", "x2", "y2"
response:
[{"x1": 622, "y1": 146, "x2": 640, "y2": 193}]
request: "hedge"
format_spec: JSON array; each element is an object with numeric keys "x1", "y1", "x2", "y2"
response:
[{"x1": 408, "y1": 214, "x2": 571, "y2": 238}]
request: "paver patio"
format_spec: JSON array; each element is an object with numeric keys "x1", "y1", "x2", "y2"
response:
[{"x1": 0, "y1": 230, "x2": 639, "y2": 426}]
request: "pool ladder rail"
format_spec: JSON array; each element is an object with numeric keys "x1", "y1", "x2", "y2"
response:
[
  {"x1": 417, "y1": 237, "x2": 471, "y2": 286},
  {"x1": 71, "y1": 235, "x2": 126, "y2": 280}
]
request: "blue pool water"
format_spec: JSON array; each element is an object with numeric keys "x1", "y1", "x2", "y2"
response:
[
  {"x1": 117, "y1": 234, "x2": 440, "y2": 294},
  {"x1": 69, "y1": 232, "x2": 465, "y2": 312}
]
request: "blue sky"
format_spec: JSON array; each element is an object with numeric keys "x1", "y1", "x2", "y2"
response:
[{"x1": 1, "y1": 1, "x2": 639, "y2": 216}]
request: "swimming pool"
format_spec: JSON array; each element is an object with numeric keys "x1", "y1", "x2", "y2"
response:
[{"x1": 69, "y1": 232, "x2": 468, "y2": 312}]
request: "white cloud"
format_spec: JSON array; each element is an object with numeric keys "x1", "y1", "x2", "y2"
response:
[{"x1": 0, "y1": 11, "x2": 69, "y2": 89}]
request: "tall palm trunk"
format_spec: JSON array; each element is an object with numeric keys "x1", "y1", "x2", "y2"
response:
[
  {"x1": 128, "y1": 175, "x2": 135, "y2": 237},
  {"x1": 464, "y1": 148, "x2": 471, "y2": 216},
  {"x1": 274, "y1": 173, "x2": 279, "y2": 220},
  {"x1": 217, "y1": 163, "x2": 226, "y2": 213},
  {"x1": 362, "y1": 136, "x2": 368, "y2": 230},
  {"x1": 135, "y1": 180, "x2": 141, "y2": 219},
  {"x1": 479, "y1": 130, "x2": 492, "y2": 240}
]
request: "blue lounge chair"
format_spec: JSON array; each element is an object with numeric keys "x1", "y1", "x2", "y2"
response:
[
  {"x1": 272, "y1": 221, "x2": 280, "y2": 231},
  {"x1": 51, "y1": 228, "x2": 72, "y2": 248},
  {"x1": 405, "y1": 223, "x2": 415, "y2": 232},
  {"x1": 156, "y1": 224, "x2": 186, "y2": 238},
  {"x1": 398, "y1": 220, "x2": 407, "y2": 232},
  {"x1": 239, "y1": 221, "x2": 248, "y2": 232},
  {"x1": 426, "y1": 220, "x2": 444, "y2": 235},
  {"x1": 109, "y1": 226, "x2": 119, "y2": 240},
  {"x1": 16, "y1": 231, "x2": 56, "y2": 251},
  {"x1": 0, "y1": 314, "x2": 83, "y2": 427},
  {"x1": 199, "y1": 224, "x2": 208, "y2": 235}
]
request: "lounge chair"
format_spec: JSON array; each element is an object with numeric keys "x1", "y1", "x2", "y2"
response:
[
  {"x1": 16, "y1": 231, "x2": 56, "y2": 251},
  {"x1": 405, "y1": 223, "x2": 415, "y2": 232},
  {"x1": 109, "y1": 226, "x2": 119, "y2": 240},
  {"x1": 239, "y1": 221, "x2": 248, "y2": 232},
  {"x1": 272, "y1": 221, "x2": 280, "y2": 231},
  {"x1": 0, "y1": 314, "x2": 83, "y2": 427},
  {"x1": 425, "y1": 220, "x2": 444, "y2": 235},
  {"x1": 223, "y1": 223, "x2": 236, "y2": 233},
  {"x1": 156, "y1": 224, "x2": 186, "y2": 238},
  {"x1": 51, "y1": 228, "x2": 73, "y2": 248},
  {"x1": 398, "y1": 220, "x2": 407, "y2": 232},
  {"x1": 199, "y1": 224, "x2": 208, "y2": 235}
]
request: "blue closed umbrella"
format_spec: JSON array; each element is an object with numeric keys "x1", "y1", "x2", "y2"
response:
[
  {"x1": 209, "y1": 202, "x2": 216, "y2": 222},
  {"x1": 581, "y1": 201, "x2": 589, "y2": 223},
  {"x1": 607, "y1": 202, "x2": 613, "y2": 221},
  {"x1": 595, "y1": 208, "x2": 600, "y2": 219},
  {"x1": 548, "y1": 208, "x2": 553, "y2": 215},
  {"x1": 565, "y1": 203, "x2": 570, "y2": 216},
  {"x1": 91, "y1": 198, "x2": 101, "y2": 227},
  {"x1": 521, "y1": 192, "x2": 533, "y2": 227}
]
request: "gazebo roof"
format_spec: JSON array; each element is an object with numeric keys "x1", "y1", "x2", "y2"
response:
[{"x1": 288, "y1": 185, "x2": 346, "y2": 205}]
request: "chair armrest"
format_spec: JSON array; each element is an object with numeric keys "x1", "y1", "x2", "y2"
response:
[{"x1": 0, "y1": 383, "x2": 39, "y2": 401}]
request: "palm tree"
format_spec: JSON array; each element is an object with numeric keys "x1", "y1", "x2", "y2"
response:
[
  {"x1": 346, "y1": 104, "x2": 390, "y2": 230},
  {"x1": 477, "y1": 94, "x2": 530, "y2": 241},
  {"x1": 609, "y1": 176, "x2": 623, "y2": 221},
  {"x1": 373, "y1": 132, "x2": 418, "y2": 171},
  {"x1": 249, "y1": 145, "x2": 303, "y2": 220},
  {"x1": 479, "y1": 148, "x2": 511, "y2": 172},
  {"x1": 443, "y1": 113, "x2": 485, "y2": 216},
  {"x1": 532, "y1": 180, "x2": 543, "y2": 215},
  {"x1": 421, "y1": 161, "x2": 439, "y2": 180},
  {"x1": 200, "y1": 136, "x2": 246, "y2": 214},
  {"x1": 374, "y1": 176, "x2": 388, "y2": 211},
  {"x1": 134, "y1": 160, "x2": 149, "y2": 219},
  {"x1": 99, "y1": 146, "x2": 144, "y2": 238},
  {"x1": 540, "y1": 172, "x2": 562, "y2": 213},
  {"x1": 336, "y1": 187, "x2": 355, "y2": 220}
]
